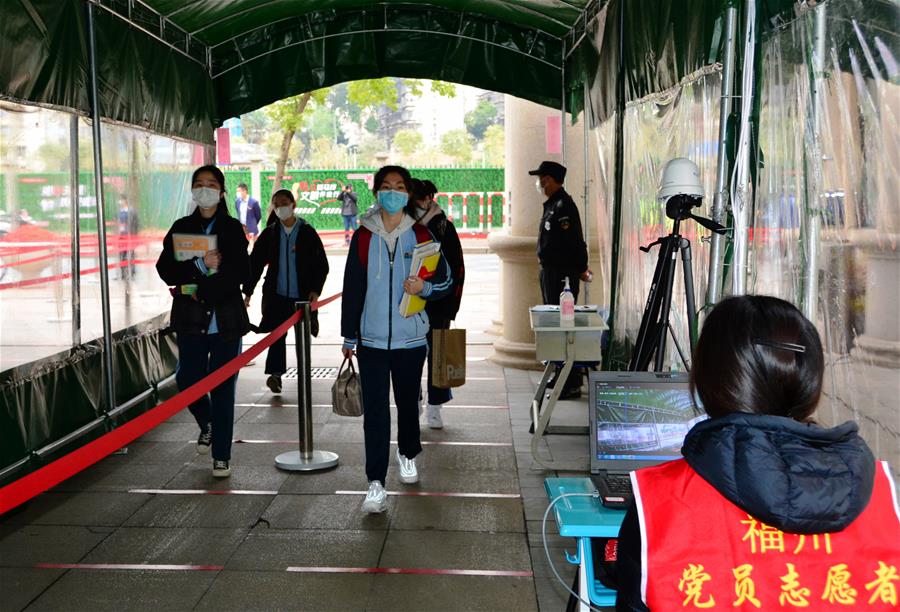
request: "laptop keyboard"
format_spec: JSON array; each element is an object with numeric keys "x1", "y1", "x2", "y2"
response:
[
  {"x1": 604, "y1": 474, "x2": 633, "y2": 495},
  {"x1": 591, "y1": 473, "x2": 633, "y2": 509}
]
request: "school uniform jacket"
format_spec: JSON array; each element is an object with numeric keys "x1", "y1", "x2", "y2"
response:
[
  {"x1": 244, "y1": 217, "x2": 329, "y2": 332},
  {"x1": 341, "y1": 207, "x2": 452, "y2": 351}
]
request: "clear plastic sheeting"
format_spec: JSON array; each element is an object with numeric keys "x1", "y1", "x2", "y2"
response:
[
  {"x1": 0, "y1": 106, "x2": 82, "y2": 371},
  {"x1": 586, "y1": 106, "x2": 616, "y2": 317},
  {"x1": 754, "y1": 0, "x2": 899, "y2": 468},
  {"x1": 0, "y1": 106, "x2": 198, "y2": 370},
  {"x1": 96, "y1": 122, "x2": 199, "y2": 339},
  {"x1": 596, "y1": 75, "x2": 723, "y2": 371},
  {"x1": 0, "y1": 104, "x2": 201, "y2": 483}
]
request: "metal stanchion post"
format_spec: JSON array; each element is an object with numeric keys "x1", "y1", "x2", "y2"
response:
[{"x1": 275, "y1": 301, "x2": 339, "y2": 471}]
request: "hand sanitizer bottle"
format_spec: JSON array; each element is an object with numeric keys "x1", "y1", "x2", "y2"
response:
[{"x1": 560, "y1": 277, "x2": 575, "y2": 327}]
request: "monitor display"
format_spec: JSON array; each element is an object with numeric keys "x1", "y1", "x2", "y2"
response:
[{"x1": 593, "y1": 379, "x2": 705, "y2": 462}]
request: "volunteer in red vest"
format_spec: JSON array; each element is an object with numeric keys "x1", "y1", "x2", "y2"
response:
[
  {"x1": 340, "y1": 165, "x2": 453, "y2": 514},
  {"x1": 616, "y1": 295, "x2": 900, "y2": 611}
]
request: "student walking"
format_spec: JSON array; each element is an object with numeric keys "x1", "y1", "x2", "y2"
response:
[
  {"x1": 411, "y1": 179, "x2": 465, "y2": 428},
  {"x1": 244, "y1": 189, "x2": 329, "y2": 393},
  {"x1": 337, "y1": 184, "x2": 359, "y2": 245},
  {"x1": 341, "y1": 165, "x2": 453, "y2": 514},
  {"x1": 156, "y1": 165, "x2": 250, "y2": 478}
]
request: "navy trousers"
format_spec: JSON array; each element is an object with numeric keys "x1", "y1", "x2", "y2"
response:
[
  {"x1": 357, "y1": 345, "x2": 427, "y2": 484},
  {"x1": 176, "y1": 333, "x2": 241, "y2": 461}
]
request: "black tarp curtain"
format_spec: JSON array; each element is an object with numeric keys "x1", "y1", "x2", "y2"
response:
[
  {"x1": 1, "y1": 0, "x2": 821, "y2": 142},
  {"x1": 0, "y1": 315, "x2": 178, "y2": 486}
]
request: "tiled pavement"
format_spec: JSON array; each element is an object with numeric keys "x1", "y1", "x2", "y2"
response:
[{"x1": 1, "y1": 253, "x2": 599, "y2": 611}]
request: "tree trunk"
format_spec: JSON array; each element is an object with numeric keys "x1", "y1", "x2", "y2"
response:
[
  {"x1": 272, "y1": 129, "x2": 294, "y2": 194},
  {"x1": 271, "y1": 92, "x2": 313, "y2": 194}
]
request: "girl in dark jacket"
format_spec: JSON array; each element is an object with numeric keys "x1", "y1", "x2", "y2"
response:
[
  {"x1": 243, "y1": 189, "x2": 329, "y2": 393},
  {"x1": 156, "y1": 165, "x2": 250, "y2": 478},
  {"x1": 411, "y1": 179, "x2": 465, "y2": 428},
  {"x1": 615, "y1": 296, "x2": 894, "y2": 611}
]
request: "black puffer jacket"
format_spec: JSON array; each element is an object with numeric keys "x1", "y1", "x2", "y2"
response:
[
  {"x1": 156, "y1": 207, "x2": 251, "y2": 339},
  {"x1": 682, "y1": 413, "x2": 875, "y2": 533},
  {"x1": 616, "y1": 412, "x2": 876, "y2": 611}
]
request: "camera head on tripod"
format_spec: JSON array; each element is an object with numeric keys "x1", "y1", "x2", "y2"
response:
[
  {"x1": 657, "y1": 158, "x2": 727, "y2": 235},
  {"x1": 665, "y1": 194, "x2": 702, "y2": 221}
]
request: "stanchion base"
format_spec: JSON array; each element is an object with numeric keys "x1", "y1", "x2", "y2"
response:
[{"x1": 275, "y1": 450, "x2": 339, "y2": 472}]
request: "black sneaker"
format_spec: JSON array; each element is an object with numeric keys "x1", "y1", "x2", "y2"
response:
[
  {"x1": 197, "y1": 427, "x2": 212, "y2": 454},
  {"x1": 559, "y1": 386, "x2": 582, "y2": 400},
  {"x1": 266, "y1": 374, "x2": 282, "y2": 394},
  {"x1": 212, "y1": 459, "x2": 231, "y2": 478}
]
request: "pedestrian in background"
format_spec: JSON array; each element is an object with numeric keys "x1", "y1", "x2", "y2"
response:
[
  {"x1": 156, "y1": 165, "x2": 250, "y2": 478},
  {"x1": 341, "y1": 165, "x2": 453, "y2": 514},
  {"x1": 244, "y1": 189, "x2": 328, "y2": 394},
  {"x1": 411, "y1": 178, "x2": 465, "y2": 429},
  {"x1": 337, "y1": 184, "x2": 359, "y2": 245},
  {"x1": 117, "y1": 194, "x2": 139, "y2": 280},
  {"x1": 234, "y1": 182, "x2": 262, "y2": 245}
]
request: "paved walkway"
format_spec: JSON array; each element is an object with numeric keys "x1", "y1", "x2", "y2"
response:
[{"x1": 1, "y1": 252, "x2": 592, "y2": 611}]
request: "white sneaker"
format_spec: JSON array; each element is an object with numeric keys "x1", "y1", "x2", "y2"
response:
[
  {"x1": 361, "y1": 481, "x2": 388, "y2": 513},
  {"x1": 396, "y1": 448, "x2": 419, "y2": 484},
  {"x1": 426, "y1": 404, "x2": 444, "y2": 429}
]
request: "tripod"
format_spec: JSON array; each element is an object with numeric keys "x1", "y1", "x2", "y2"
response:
[{"x1": 629, "y1": 197, "x2": 727, "y2": 372}]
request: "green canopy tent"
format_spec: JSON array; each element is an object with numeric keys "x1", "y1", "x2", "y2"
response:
[
  {"x1": 3, "y1": 0, "x2": 812, "y2": 142},
  {"x1": 5, "y1": 0, "x2": 896, "y2": 488}
]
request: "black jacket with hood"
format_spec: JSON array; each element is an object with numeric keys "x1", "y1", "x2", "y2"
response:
[
  {"x1": 615, "y1": 412, "x2": 875, "y2": 611},
  {"x1": 244, "y1": 217, "x2": 329, "y2": 333},
  {"x1": 156, "y1": 206, "x2": 251, "y2": 339}
]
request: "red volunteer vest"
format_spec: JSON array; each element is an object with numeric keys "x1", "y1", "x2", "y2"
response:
[{"x1": 633, "y1": 459, "x2": 900, "y2": 610}]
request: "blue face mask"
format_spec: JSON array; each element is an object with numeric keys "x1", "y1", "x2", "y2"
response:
[{"x1": 377, "y1": 190, "x2": 408, "y2": 214}]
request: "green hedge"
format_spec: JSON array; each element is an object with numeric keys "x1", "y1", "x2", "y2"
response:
[
  {"x1": 2, "y1": 168, "x2": 505, "y2": 234},
  {"x1": 225, "y1": 168, "x2": 504, "y2": 231}
]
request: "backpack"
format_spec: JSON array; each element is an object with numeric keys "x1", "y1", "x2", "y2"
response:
[{"x1": 356, "y1": 224, "x2": 432, "y2": 268}]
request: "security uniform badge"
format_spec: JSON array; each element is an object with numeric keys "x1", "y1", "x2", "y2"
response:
[{"x1": 558, "y1": 215, "x2": 571, "y2": 231}]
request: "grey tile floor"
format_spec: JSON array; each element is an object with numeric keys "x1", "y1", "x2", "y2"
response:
[{"x1": 1, "y1": 253, "x2": 602, "y2": 610}]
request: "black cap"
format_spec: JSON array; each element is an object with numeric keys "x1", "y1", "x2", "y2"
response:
[{"x1": 528, "y1": 161, "x2": 566, "y2": 183}]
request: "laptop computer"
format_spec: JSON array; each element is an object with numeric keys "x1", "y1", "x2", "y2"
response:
[{"x1": 588, "y1": 371, "x2": 705, "y2": 509}]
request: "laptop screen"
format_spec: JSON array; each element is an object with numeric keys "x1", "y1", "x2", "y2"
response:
[{"x1": 589, "y1": 372, "x2": 705, "y2": 472}]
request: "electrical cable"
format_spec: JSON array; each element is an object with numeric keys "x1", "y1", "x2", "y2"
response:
[{"x1": 542, "y1": 491, "x2": 607, "y2": 612}]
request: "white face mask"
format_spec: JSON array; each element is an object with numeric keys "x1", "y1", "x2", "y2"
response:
[
  {"x1": 535, "y1": 179, "x2": 544, "y2": 195},
  {"x1": 275, "y1": 205, "x2": 294, "y2": 221},
  {"x1": 192, "y1": 187, "x2": 220, "y2": 209}
]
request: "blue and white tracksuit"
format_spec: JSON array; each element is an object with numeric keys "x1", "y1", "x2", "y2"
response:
[{"x1": 340, "y1": 208, "x2": 453, "y2": 484}]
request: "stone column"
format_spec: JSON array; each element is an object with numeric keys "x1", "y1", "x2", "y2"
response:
[
  {"x1": 850, "y1": 81, "x2": 900, "y2": 369},
  {"x1": 488, "y1": 96, "x2": 600, "y2": 369}
]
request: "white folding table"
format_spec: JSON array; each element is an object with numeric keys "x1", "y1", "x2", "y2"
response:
[{"x1": 529, "y1": 306, "x2": 607, "y2": 469}]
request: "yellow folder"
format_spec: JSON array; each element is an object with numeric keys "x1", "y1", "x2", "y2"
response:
[{"x1": 399, "y1": 240, "x2": 441, "y2": 318}]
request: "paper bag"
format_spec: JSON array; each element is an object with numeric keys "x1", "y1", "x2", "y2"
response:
[
  {"x1": 432, "y1": 329, "x2": 466, "y2": 388},
  {"x1": 332, "y1": 357, "x2": 363, "y2": 417}
]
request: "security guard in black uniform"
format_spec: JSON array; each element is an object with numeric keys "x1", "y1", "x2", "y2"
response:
[{"x1": 529, "y1": 161, "x2": 592, "y2": 398}]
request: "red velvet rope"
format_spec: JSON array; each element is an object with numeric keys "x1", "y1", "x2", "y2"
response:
[{"x1": 0, "y1": 292, "x2": 342, "y2": 515}]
